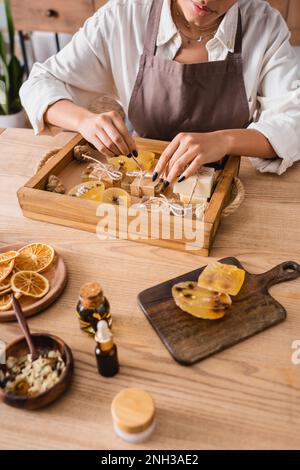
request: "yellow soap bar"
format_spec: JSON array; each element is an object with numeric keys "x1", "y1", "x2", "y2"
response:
[
  {"x1": 198, "y1": 262, "x2": 245, "y2": 296},
  {"x1": 80, "y1": 186, "x2": 104, "y2": 202},
  {"x1": 68, "y1": 181, "x2": 105, "y2": 200},
  {"x1": 172, "y1": 281, "x2": 231, "y2": 320},
  {"x1": 108, "y1": 150, "x2": 155, "y2": 172}
]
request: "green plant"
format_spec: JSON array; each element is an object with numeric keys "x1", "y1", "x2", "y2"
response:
[{"x1": 0, "y1": 0, "x2": 25, "y2": 115}]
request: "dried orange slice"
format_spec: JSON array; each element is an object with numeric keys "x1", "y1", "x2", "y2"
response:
[
  {"x1": 0, "y1": 251, "x2": 19, "y2": 265},
  {"x1": 14, "y1": 243, "x2": 55, "y2": 273},
  {"x1": 11, "y1": 271, "x2": 50, "y2": 298},
  {"x1": 198, "y1": 262, "x2": 245, "y2": 296},
  {"x1": 172, "y1": 281, "x2": 231, "y2": 320},
  {"x1": 0, "y1": 260, "x2": 15, "y2": 283},
  {"x1": 0, "y1": 271, "x2": 13, "y2": 291},
  {"x1": 0, "y1": 291, "x2": 21, "y2": 312},
  {"x1": 0, "y1": 288, "x2": 11, "y2": 295}
]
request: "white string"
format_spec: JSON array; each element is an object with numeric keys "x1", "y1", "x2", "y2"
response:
[
  {"x1": 137, "y1": 194, "x2": 192, "y2": 217},
  {"x1": 126, "y1": 171, "x2": 153, "y2": 178},
  {"x1": 82, "y1": 154, "x2": 123, "y2": 180},
  {"x1": 187, "y1": 173, "x2": 200, "y2": 205}
]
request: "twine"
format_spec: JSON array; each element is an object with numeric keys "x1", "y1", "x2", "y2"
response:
[
  {"x1": 35, "y1": 148, "x2": 62, "y2": 174},
  {"x1": 126, "y1": 170, "x2": 152, "y2": 196},
  {"x1": 137, "y1": 194, "x2": 193, "y2": 217},
  {"x1": 221, "y1": 177, "x2": 245, "y2": 218},
  {"x1": 82, "y1": 154, "x2": 123, "y2": 181}
]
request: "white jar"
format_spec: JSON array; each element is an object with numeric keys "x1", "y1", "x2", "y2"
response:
[{"x1": 111, "y1": 388, "x2": 156, "y2": 444}]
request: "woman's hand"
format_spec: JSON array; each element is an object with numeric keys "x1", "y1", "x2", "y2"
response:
[
  {"x1": 153, "y1": 131, "x2": 230, "y2": 185},
  {"x1": 78, "y1": 110, "x2": 137, "y2": 158}
]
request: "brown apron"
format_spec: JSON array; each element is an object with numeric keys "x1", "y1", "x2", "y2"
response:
[{"x1": 128, "y1": 0, "x2": 250, "y2": 142}]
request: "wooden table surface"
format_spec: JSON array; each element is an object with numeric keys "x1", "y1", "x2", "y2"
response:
[{"x1": 0, "y1": 128, "x2": 300, "y2": 450}]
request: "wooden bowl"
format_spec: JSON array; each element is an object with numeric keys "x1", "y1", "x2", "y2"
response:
[
  {"x1": 0, "y1": 333, "x2": 73, "y2": 410},
  {"x1": 0, "y1": 243, "x2": 68, "y2": 322}
]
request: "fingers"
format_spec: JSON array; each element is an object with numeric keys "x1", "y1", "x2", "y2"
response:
[
  {"x1": 90, "y1": 135, "x2": 116, "y2": 159},
  {"x1": 153, "y1": 136, "x2": 181, "y2": 180},
  {"x1": 177, "y1": 155, "x2": 204, "y2": 181},
  {"x1": 95, "y1": 127, "x2": 121, "y2": 156},
  {"x1": 111, "y1": 112, "x2": 138, "y2": 155},
  {"x1": 93, "y1": 111, "x2": 137, "y2": 157},
  {"x1": 164, "y1": 151, "x2": 196, "y2": 184}
]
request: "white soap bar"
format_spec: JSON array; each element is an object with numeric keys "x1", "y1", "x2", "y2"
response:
[
  {"x1": 179, "y1": 194, "x2": 207, "y2": 205},
  {"x1": 173, "y1": 167, "x2": 215, "y2": 200}
]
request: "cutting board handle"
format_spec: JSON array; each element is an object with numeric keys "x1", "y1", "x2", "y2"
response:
[{"x1": 258, "y1": 261, "x2": 300, "y2": 291}]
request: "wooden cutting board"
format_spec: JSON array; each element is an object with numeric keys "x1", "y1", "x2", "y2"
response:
[{"x1": 138, "y1": 258, "x2": 300, "y2": 365}]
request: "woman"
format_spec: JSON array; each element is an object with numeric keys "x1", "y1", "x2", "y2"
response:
[{"x1": 21, "y1": 0, "x2": 300, "y2": 185}]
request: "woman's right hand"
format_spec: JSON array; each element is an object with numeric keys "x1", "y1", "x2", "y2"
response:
[{"x1": 78, "y1": 110, "x2": 137, "y2": 158}]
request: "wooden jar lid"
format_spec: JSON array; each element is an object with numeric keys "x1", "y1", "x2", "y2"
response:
[{"x1": 111, "y1": 388, "x2": 155, "y2": 434}]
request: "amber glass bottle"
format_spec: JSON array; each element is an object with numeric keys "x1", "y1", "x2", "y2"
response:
[
  {"x1": 76, "y1": 282, "x2": 112, "y2": 336},
  {"x1": 95, "y1": 321, "x2": 119, "y2": 377}
]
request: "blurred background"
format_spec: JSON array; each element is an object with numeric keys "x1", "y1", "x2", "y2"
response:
[{"x1": 0, "y1": 0, "x2": 299, "y2": 128}]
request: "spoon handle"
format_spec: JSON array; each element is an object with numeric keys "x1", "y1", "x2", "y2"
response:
[{"x1": 12, "y1": 295, "x2": 39, "y2": 361}]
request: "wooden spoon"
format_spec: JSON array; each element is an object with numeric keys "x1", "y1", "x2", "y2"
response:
[{"x1": 11, "y1": 294, "x2": 39, "y2": 361}]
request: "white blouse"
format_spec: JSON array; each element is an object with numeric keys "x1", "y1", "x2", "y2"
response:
[{"x1": 20, "y1": 0, "x2": 300, "y2": 175}]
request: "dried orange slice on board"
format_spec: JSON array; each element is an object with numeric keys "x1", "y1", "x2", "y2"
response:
[
  {"x1": 0, "y1": 271, "x2": 13, "y2": 291},
  {"x1": 0, "y1": 291, "x2": 21, "y2": 312},
  {"x1": 11, "y1": 271, "x2": 50, "y2": 298},
  {"x1": 0, "y1": 251, "x2": 19, "y2": 264},
  {"x1": 198, "y1": 262, "x2": 245, "y2": 296},
  {"x1": 172, "y1": 281, "x2": 231, "y2": 320},
  {"x1": 14, "y1": 243, "x2": 55, "y2": 273},
  {"x1": 0, "y1": 260, "x2": 15, "y2": 283}
]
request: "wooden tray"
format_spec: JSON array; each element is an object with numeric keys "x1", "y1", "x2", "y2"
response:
[
  {"x1": 17, "y1": 134, "x2": 240, "y2": 256},
  {"x1": 138, "y1": 257, "x2": 300, "y2": 365},
  {"x1": 0, "y1": 244, "x2": 67, "y2": 322}
]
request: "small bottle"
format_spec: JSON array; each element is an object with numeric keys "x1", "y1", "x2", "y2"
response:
[
  {"x1": 95, "y1": 320, "x2": 119, "y2": 377},
  {"x1": 76, "y1": 282, "x2": 112, "y2": 336},
  {"x1": 111, "y1": 388, "x2": 156, "y2": 443}
]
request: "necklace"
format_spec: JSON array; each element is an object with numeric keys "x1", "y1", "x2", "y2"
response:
[
  {"x1": 172, "y1": 0, "x2": 219, "y2": 44},
  {"x1": 178, "y1": 27, "x2": 217, "y2": 44}
]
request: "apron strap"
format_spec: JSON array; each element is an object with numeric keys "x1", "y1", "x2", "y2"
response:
[
  {"x1": 143, "y1": 0, "x2": 164, "y2": 56},
  {"x1": 233, "y1": 8, "x2": 243, "y2": 55}
]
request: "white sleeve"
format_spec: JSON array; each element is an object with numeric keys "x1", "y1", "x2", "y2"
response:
[
  {"x1": 248, "y1": 12, "x2": 300, "y2": 175},
  {"x1": 20, "y1": 10, "x2": 117, "y2": 135}
]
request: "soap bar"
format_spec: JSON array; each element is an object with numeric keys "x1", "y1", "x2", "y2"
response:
[
  {"x1": 172, "y1": 281, "x2": 231, "y2": 320},
  {"x1": 88, "y1": 165, "x2": 123, "y2": 189},
  {"x1": 173, "y1": 167, "x2": 215, "y2": 201},
  {"x1": 179, "y1": 194, "x2": 207, "y2": 205},
  {"x1": 121, "y1": 175, "x2": 134, "y2": 192},
  {"x1": 108, "y1": 150, "x2": 155, "y2": 173},
  {"x1": 198, "y1": 262, "x2": 245, "y2": 296},
  {"x1": 130, "y1": 176, "x2": 163, "y2": 198}
]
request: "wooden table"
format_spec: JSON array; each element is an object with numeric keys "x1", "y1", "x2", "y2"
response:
[{"x1": 0, "y1": 128, "x2": 300, "y2": 450}]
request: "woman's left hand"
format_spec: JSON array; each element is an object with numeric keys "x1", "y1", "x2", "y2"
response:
[{"x1": 153, "y1": 131, "x2": 230, "y2": 184}]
